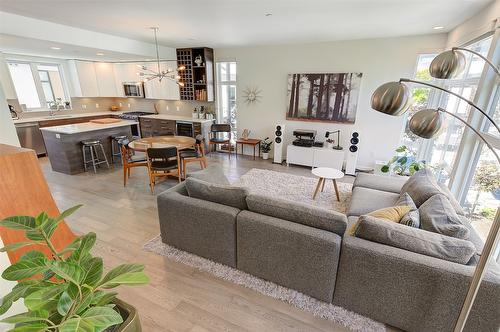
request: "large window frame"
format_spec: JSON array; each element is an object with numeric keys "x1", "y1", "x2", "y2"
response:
[{"x1": 7, "y1": 59, "x2": 71, "y2": 112}]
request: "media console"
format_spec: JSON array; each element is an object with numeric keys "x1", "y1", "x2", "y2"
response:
[{"x1": 286, "y1": 145, "x2": 344, "y2": 170}]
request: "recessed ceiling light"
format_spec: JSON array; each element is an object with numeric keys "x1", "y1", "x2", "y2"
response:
[
  {"x1": 265, "y1": 13, "x2": 272, "y2": 17},
  {"x1": 50, "y1": 46, "x2": 61, "y2": 50},
  {"x1": 433, "y1": 26, "x2": 444, "y2": 30},
  {"x1": 96, "y1": 52, "x2": 104, "y2": 56}
]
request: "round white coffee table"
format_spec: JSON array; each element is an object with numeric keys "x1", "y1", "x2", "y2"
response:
[{"x1": 312, "y1": 167, "x2": 344, "y2": 201}]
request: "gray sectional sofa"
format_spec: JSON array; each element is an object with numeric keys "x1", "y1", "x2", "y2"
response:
[
  {"x1": 157, "y1": 166, "x2": 500, "y2": 332},
  {"x1": 157, "y1": 165, "x2": 347, "y2": 303}
]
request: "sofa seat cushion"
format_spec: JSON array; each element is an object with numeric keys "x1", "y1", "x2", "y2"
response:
[
  {"x1": 353, "y1": 173, "x2": 407, "y2": 193},
  {"x1": 186, "y1": 164, "x2": 230, "y2": 185},
  {"x1": 347, "y1": 187, "x2": 399, "y2": 217},
  {"x1": 246, "y1": 194, "x2": 347, "y2": 235},
  {"x1": 354, "y1": 215, "x2": 476, "y2": 265},
  {"x1": 419, "y1": 194, "x2": 469, "y2": 239},
  {"x1": 185, "y1": 177, "x2": 249, "y2": 210}
]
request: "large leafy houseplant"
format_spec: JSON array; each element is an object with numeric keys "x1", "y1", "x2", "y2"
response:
[
  {"x1": 381, "y1": 145, "x2": 426, "y2": 176},
  {"x1": 0, "y1": 205, "x2": 149, "y2": 332}
]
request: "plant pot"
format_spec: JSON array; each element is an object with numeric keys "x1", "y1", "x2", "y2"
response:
[
  {"x1": 262, "y1": 152, "x2": 269, "y2": 160},
  {"x1": 326, "y1": 142, "x2": 334, "y2": 149},
  {"x1": 113, "y1": 298, "x2": 142, "y2": 332}
]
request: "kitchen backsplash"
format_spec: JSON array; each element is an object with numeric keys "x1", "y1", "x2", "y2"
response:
[{"x1": 9, "y1": 97, "x2": 214, "y2": 119}]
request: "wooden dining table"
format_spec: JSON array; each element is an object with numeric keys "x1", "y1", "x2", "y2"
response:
[{"x1": 128, "y1": 135, "x2": 196, "y2": 152}]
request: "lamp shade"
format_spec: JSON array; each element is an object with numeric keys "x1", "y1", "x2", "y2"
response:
[
  {"x1": 429, "y1": 50, "x2": 466, "y2": 79},
  {"x1": 371, "y1": 81, "x2": 411, "y2": 116},
  {"x1": 409, "y1": 108, "x2": 443, "y2": 139}
]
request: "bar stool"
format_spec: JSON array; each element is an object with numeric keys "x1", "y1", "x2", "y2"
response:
[
  {"x1": 111, "y1": 135, "x2": 127, "y2": 164},
  {"x1": 81, "y1": 139, "x2": 110, "y2": 173}
]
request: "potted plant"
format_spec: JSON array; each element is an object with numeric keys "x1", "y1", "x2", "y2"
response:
[
  {"x1": 261, "y1": 137, "x2": 272, "y2": 160},
  {"x1": 381, "y1": 145, "x2": 425, "y2": 176},
  {"x1": 0, "y1": 205, "x2": 149, "y2": 332},
  {"x1": 325, "y1": 138, "x2": 334, "y2": 149}
]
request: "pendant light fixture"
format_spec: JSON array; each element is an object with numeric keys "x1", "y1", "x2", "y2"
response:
[{"x1": 137, "y1": 27, "x2": 184, "y2": 85}]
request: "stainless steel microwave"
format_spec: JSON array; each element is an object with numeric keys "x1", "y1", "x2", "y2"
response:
[{"x1": 123, "y1": 82, "x2": 144, "y2": 98}]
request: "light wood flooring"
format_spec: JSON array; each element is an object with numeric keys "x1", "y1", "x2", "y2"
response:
[{"x1": 40, "y1": 152, "x2": 364, "y2": 332}]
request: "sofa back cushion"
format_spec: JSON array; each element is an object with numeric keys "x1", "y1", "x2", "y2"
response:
[
  {"x1": 185, "y1": 177, "x2": 249, "y2": 210},
  {"x1": 246, "y1": 194, "x2": 347, "y2": 235},
  {"x1": 400, "y1": 169, "x2": 442, "y2": 207},
  {"x1": 354, "y1": 215, "x2": 476, "y2": 265},
  {"x1": 438, "y1": 183, "x2": 466, "y2": 216},
  {"x1": 419, "y1": 194, "x2": 469, "y2": 239},
  {"x1": 186, "y1": 164, "x2": 230, "y2": 185}
]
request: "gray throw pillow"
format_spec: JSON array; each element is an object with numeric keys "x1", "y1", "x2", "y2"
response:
[
  {"x1": 438, "y1": 183, "x2": 466, "y2": 216},
  {"x1": 400, "y1": 168, "x2": 442, "y2": 207},
  {"x1": 395, "y1": 192, "x2": 420, "y2": 228},
  {"x1": 185, "y1": 177, "x2": 248, "y2": 210},
  {"x1": 186, "y1": 164, "x2": 230, "y2": 185},
  {"x1": 246, "y1": 194, "x2": 347, "y2": 235},
  {"x1": 419, "y1": 194, "x2": 469, "y2": 239},
  {"x1": 355, "y1": 215, "x2": 476, "y2": 265}
]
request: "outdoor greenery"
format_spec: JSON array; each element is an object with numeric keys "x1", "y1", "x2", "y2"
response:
[
  {"x1": 381, "y1": 145, "x2": 426, "y2": 176},
  {"x1": 471, "y1": 161, "x2": 500, "y2": 216},
  {"x1": 260, "y1": 137, "x2": 273, "y2": 153},
  {"x1": 0, "y1": 205, "x2": 149, "y2": 332}
]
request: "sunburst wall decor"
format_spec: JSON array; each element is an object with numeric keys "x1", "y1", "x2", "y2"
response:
[{"x1": 242, "y1": 86, "x2": 262, "y2": 105}]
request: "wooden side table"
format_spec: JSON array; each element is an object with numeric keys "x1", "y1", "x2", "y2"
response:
[{"x1": 235, "y1": 138, "x2": 261, "y2": 160}]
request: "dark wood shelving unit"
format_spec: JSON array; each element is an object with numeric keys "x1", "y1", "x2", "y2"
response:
[{"x1": 176, "y1": 47, "x2": 215, "y2": 102}]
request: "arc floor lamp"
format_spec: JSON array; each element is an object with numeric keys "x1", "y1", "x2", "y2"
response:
[{"x1": 371, "y1": 46, "x2": 499, "y2": 332}]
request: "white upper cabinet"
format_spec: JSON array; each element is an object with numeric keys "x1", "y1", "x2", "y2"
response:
[
  {"x1": 143, "y1": 61, "x2": 180, "y2": 100},
  {"x1": 68, "y1": 60, "x2": 99, "y2": 97},
  {"x1": 94, "y1": 62, "x2": 118, "y2": 97},
  {"x1": 68, "y1": 60, "x2": 118, "y2": 97}
]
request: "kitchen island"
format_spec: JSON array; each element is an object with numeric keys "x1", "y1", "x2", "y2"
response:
[{"x1": 40, "y1": 120, "x2": 138, "y2": 175}]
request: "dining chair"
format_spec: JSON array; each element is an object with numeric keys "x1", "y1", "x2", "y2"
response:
[
  {"x1": 146, "y1": 146, "x2": 180, "y2": 193},
  {"x1": 119, "y1": 138, "x2": 147, "y2": 187},
  {"x1": 179, "y1": 135, "x2": 207, "y2": 179},
  {"x1": 208, "y1": 123, "x2": 232, "y2": 159}
]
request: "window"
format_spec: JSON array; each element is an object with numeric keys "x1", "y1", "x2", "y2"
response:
[
  {"x1": 7, "y1": 61, "x2": 69, "y2": 111},
  {"x1": 216, "y1": 62, "x2": 237, "y2": 141},
  {"x1": 403, "y1": 37, "x2": 493, "y2": 184}
]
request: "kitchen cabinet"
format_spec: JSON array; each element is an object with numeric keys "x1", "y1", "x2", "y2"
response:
[
  {"x1": 139, "y1": 118, "x2": 176, "y2": 137},
  {"x1": 94, "y1": 62, "x2": 118, "y2": 97},
  {"x1": 143, "y1": 61, "x2": 180, "y2": 100},
  {"x1": 68, "y1": 60, "x2": 99, "y2": 97},
  {"x1": 176, "y1": 48, "x2": 215, "y2": 101},
  {"x1": 68, "y1": 61, "x2": 119, "y2": 97}
]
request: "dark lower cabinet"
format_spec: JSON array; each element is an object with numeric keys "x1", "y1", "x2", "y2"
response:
[{"x1": 139, "y1": 118, "x2": 176, "y2": 137}]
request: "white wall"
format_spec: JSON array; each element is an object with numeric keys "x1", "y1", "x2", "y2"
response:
[
  {"x1": 216, "y1": 34, "x2": 447, "y2": 168},
  {"x1": 447, "y1": 0, "x2": 500, "y2": 47},
  {"x1": 0, "y1": 79, "x2": 20, "y2": 146}
]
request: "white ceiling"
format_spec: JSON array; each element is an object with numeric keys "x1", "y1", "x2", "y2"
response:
[{"x1": 0, "y1": 0, "x2": 494, "y2": 48}]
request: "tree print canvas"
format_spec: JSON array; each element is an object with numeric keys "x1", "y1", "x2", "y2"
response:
[{"x1": 286, "y1": 73, "x2": 362, "y2": 123}]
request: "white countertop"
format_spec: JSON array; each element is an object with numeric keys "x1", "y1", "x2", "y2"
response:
[
  {"x1": 39, "y1": 120, "x2": 138, "y2": 135},
  {"x1": 140, "y1": 114, "x2": 214, "y2": 124},
  {"x1": 13, "y1": 111, "x2": 127, "y2": 124}
]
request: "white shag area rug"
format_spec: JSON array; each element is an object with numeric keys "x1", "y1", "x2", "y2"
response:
[
  {"x1": 144, "y1": 236, "x2": 384, "y2": 332},
  {"x1": 144, "y1": 169, "x2": 384, "y2": 331},
  {"x1": 235, "y1": 168, "x2": 352, "y2": 213}
]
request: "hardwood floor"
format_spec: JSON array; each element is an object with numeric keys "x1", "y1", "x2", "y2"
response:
[{"x1": 40, "y1": 153, "x2": 359, "y2": 332}]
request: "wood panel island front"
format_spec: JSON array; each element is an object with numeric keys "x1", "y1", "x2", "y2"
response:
[{"x1": 40, "y1": 120, "x2": 138, "y2": 175}]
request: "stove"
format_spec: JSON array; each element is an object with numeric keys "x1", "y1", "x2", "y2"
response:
[{"x1": 118, "y1": 111, "x2": 155, "y2": 120}]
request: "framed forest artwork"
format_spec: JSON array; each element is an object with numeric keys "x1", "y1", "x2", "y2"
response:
[{"x1": 286, "y1": 73, "x2": 363, "y2": 123}]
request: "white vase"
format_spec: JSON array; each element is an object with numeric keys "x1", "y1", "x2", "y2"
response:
[{"x1": 262, "y1": 152, "x2": 269, "y2": 160}]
